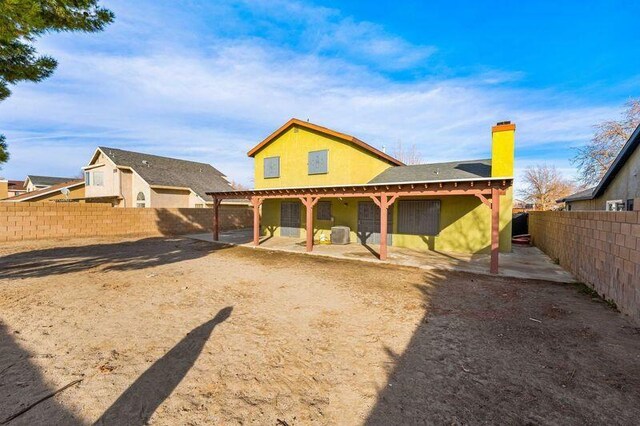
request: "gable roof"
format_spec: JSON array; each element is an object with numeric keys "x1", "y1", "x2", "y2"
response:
[
  {"x1": 96, "y1": 147, "x2": 233, "y2": 201},
  {"x1": 27, "y1": 175, "x2": 76, "y2": 187},
  {"x1": 3, "y1": 180, "x2": 84, "y2": 202},
  {"x1": 592, "y1": 123, "x2": 640, "y2": 198},
  {"x1": 560, "y1": 123, "x2": 640, "y2": 203},
  {"x1": 247, "y1": 118, "x2": 404, "y2": 166},
  {"x1": 368, "y1": 159, "x2": 493, "y2": 184}
]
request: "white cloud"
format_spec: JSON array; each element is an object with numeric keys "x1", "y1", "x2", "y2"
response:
[{"x1": 0, "y1": 0, "x2": 624, "y2": 188}]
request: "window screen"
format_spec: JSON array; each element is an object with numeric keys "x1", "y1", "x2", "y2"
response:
[
  {"x1": 308, "y1": 150, "x2": 328, "y2": 175},
  {"x1": 264, "y1": 156, "x2": 280, "y2": 178},
  {"x1": 93, "y1": 171, "x2": 104, "y2": 186},
  {"x1": 316, "y1": 201, "x2": 332, "y2": 220},
  {"x1": 397, "y1": 200, "x2": 440, "y2": 235}
]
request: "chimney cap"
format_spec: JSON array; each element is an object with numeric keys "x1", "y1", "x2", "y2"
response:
[
  {"x1": 492, "y1": 121, "x2": 516, "y2": 132},
  {"x1": 496, "y1": 120, "x2": 511, "y2": 126}
]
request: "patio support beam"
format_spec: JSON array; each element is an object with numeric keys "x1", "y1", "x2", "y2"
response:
[
  {"x1": 371, "y1": 193, "x2": 398, "y2": 261},
  {"x1": 212, "y1": 197, "x2": 222, "y2": 241},
  {"x1": 300, "y1": 195, "x2": 320, "y2": 252},
  {"x1": 250, "y1": 197, "x2": 263, "y2": 246},
  {"x1": 490, "y1": 187, "x2": 500, "y2": 274}
]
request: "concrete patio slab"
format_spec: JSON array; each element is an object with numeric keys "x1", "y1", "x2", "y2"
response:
[{"x1": 188, "y1": 229, "x2": 576, "y2": 283}]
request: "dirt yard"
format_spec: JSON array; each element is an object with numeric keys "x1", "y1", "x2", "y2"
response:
[{"x1": 1, "y1": 237, "x2": 639, "y2": 425}]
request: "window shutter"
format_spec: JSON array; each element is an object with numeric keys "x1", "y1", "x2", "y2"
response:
[
  {"x1": 264, "y1": 157, "x2": 280, "y2": 178},
  {"x1": 308, "y1": 150, "x2": 328, "y2": 174}
]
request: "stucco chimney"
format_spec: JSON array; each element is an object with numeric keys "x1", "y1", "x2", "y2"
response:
[{"x1": 491, "y1": 121, "x2": 516, "y2": 178}]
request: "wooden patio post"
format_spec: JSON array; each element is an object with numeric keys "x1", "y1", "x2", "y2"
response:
[
  {"x1": 372, "y1": 193, "x2": 398, "y2": 261},
  {"x1": 301, "y1": 195, "x2": 320, "y2": 252},
  {"x1": 490, "y1": 187, "x2": 500, "y2": 274},
  {"x1": 212, "y1": 197, "x2": 221, "y2": 241},
  {"x1": 250, "y1": 197, "x2": 262, "y2": 246}
]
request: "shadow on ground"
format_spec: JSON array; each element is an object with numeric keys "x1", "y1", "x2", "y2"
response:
[
  {"x1": 365, "y1": 270, "x2": 640, "y2": 424},
  {"x1": 0, "y1": 238, "x2": 233, "y2": 280},
  {"x1": 95, "y1": 307, "x2": 232, "y2": 425},
  {"x1": 0, "y1": 322, "x2": 82, "y2": 425}
]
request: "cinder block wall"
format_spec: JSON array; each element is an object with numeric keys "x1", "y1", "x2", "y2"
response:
[
  {"x1": 529, "y1": 211, "x2": 640, "y2": 322},
  {"x1": 0, "y1": 202, "x2": 252, "y2": 242}
]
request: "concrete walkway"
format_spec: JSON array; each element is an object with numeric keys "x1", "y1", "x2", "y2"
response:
[{"x1": 188, "y1": 229, "x2": 576, "y2": 283}]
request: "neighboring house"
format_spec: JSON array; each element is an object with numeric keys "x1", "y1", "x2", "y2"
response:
[
  {"x1": 207, "y1": 118, "x2": 514, "y2": 272},
  {"x1": 0, "y1": 179, "x2": 7, "y2": 199},
  {"x1": 560, "y1": 123, "x2": 640, "y2": 211},
  {"x1": 24, "y1": 175, "x2": 77, "y2": 192},
  {"x1": 82, "y1": 147, "x2": 238, "y2": 208},
  {"x1": 2, "y1": 180, "x2": 84, "y2": 202},
  {"x1": 7, "y1": 180, "x2": 27, "y2": 198}
]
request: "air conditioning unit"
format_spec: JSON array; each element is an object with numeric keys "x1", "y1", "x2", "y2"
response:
[{"x1": 330, "y1": 226, "x2": 350, "y2": 245}]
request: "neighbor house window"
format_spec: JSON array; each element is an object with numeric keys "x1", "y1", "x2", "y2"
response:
[
  {"x1": 606, "y1": 200, "x2": 624, "y2": 211},
  {"x1": 397, "y1": 200, "x2": 440, "y2": 235},
  {"x1": 308, "y1": 150, "x2": 328, "y2": 175},
  {"x1": 93, "y1": 171, "x2": 104, "y2": 186},
  {"x1": 626, "y1": 199, "x2": 634, "y2": 211},
  {"x1": 195, "y1": 203, "x2": 204, "y2": 208},
  {"x1": 84, "y1": 171, "x2": 91, "y2": 186},
  {"x1": 264, "y1": 156, "x2": 280, "y2": 178},
  {"x1": 136, "y1": 192, "x2": 146, "y2": 208},
  {"x1": 316, "y1": 201, "x2": 332, "y2": 220}
]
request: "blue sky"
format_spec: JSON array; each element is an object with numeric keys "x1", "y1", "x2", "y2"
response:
[{"x1": 1, "y1": 0, "x2": 639, "y2": 192}]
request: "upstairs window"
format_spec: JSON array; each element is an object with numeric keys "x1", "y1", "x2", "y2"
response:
[
  {"x1": 136, "y1": 192, "x2": 146, "y2": 208},
  {"x1": 316, "y1": 201, "x2": 332, "y2": 220},
  {"x1": 308, "y1": 150, "x2": 328, "y2": 175},
  {"x1": 84, "y1": 171, "x2": 91, "y2": 186},
  {"x1": 398, "y1": 200, "x2": 441, "y2": 236},
  {"x1": 627, "y1": 199, "x2": 634, "y2": 211},
  {"x1": 264, "y1": 156, "x2": 280, "y2": 178},
  {"x1": 93, "y1": 171, "x2": 104, "y2": 186}
]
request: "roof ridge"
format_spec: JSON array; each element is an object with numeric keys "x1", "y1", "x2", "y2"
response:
[{"x1": 99, "y1": 146, "x2": 218, "y2": 168}]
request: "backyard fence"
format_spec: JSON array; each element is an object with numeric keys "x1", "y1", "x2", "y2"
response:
[
  {"x1": 0, "y1": 202, "x2": 252, "y2": 242},
  {"x1": 529, "y1": 211, "x2": 640, "y2": 322}
]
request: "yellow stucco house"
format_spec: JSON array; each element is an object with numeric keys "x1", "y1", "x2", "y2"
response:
[{"x1": 209, "y1": 118, "x2": 514, "y2": 272}]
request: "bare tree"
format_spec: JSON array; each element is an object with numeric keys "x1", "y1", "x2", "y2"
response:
[
  {"x1": 391, "y1": 140, "x2": 422, "y2": 165},
  {"x1": 572, "y1": 99, "x2": 640, "y2": 186},
  {"x1": 229, "y1": 179, "x2": 251, "y2": 191},
  {"x1": 519, "y1": 164, "x2": 576, "y2": 211}
]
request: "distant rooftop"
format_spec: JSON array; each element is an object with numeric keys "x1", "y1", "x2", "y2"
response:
[{"x1": 27, "y1": 175, "x2": 77, "y2": 187}]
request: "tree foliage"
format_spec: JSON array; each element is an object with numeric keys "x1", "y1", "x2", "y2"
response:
[
  {"x1": 519, "y1": 164, "x2": 576, "y2": 211},
  {"x1": 572, "y1": 99, "x2": 640, "y2": 186},
  {"x1": 0, "y1": 0, "x2": 114, "y2": 166}
]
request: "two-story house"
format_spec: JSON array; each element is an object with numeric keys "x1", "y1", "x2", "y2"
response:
[
  {"x1": 82, "y1": 147, "x2": 239, "y2": 208},
  {"x1": 208, "y1": 118, "x2": 514, "y2": 273}
]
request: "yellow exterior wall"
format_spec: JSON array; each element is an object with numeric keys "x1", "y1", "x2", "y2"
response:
[
  {"x1": 261, "y1": 192, "x2": 512, "y2": 254},
  {"x1": 0, "y1": 181, "x2": 8, "y2": 200},
  {"x1": 253, "y1": 125, "x2": 393, "y2": 188}
]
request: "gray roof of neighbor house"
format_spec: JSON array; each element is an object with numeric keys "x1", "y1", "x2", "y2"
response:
[
  {"x1": 97, "y1": 147, "x2": 234, "y2": 201},
  {"x1": 560, "y1": 123, "x2": 640, "y2": 203},
  {"x1": 368, "y1": 159, "x2": 493, "y2": 184},
  {"x1": 557, "y1": 187, "x2": 595, "y2": 203},
  {"x1": 27, "y1": 175, "x2": 76, "y2": 187}
]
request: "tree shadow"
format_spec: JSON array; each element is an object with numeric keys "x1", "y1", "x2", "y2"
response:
[
  {"x1": 94, "y1": 307, "x2": 232, "y2": 425},
  {"x1": 0, "y1": 238, "x2": 233, "y2": 280},
  {"x1": 0, "y1": 322, "x2": 82, "y2": 425}
]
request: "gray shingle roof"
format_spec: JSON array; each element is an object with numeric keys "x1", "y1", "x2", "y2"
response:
[
  {"x1": 98, "y1": 147, "x2": 234, "y2": 201},
  {"x1": 368, "y1": 159, "x2": 493, "y2": 184},
  {"x1": 558, "y1": 187, "x2": 595, "y2": 203},
  {"x1": 27, "y1": 175, "x2": 77, "y2": 186}
]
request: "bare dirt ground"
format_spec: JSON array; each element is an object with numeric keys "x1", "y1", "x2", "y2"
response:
[{"x1": 1, "y1": 237, "x2": 639, "y2": 425}]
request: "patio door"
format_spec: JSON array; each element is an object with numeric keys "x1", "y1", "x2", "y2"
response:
[
  {"x1": 357, "y1": 201, "x2": 392, "y2": 245},
  {"x1": 280, "y1": 202, "x2": 301, "y2": 237}
]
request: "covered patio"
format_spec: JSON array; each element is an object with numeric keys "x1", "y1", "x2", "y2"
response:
[{"x1": 207, "y1": 178, "x2": 511, "y2": 274}]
